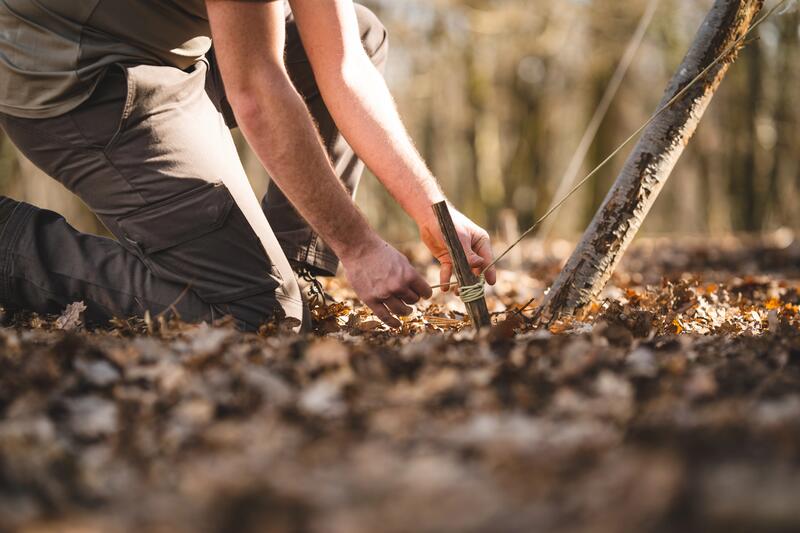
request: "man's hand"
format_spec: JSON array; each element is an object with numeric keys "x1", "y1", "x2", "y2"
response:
[
  {"x1": 209, "y1": 0, "x2": 426, "y2": 328},
  {"x1": 287, "y1": 1, "x2": 496, "y2": 293},
  {"x1": 419, "y1": 207, "x2": 497, "y2": 292},
  {"x1": 210, "y1": 1, "x2": 488, "y2": 325},
  {"x1": 340, "y1": 237, "x2": 433, "y2": 328}
]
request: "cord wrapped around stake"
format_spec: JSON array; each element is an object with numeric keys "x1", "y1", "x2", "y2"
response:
[
  {"x1": 458, "y1": 275, "x2": 486, "y2": 304},
  {"x1": 432, "y1": 201, "x2": 492, "y2": 330}
]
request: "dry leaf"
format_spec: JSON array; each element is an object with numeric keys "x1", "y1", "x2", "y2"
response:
[{"x1": 55, "y1": 301, "x2": 87, "y2": 331}]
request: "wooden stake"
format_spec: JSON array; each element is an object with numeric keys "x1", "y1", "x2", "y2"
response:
[{"x1": 432, "y1": 201, "x2": 492, "y2": 330}]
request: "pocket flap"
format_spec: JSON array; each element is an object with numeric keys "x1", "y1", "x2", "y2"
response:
[{"x1": 118, "y1": 183, "x2": 234, "y2": 254}]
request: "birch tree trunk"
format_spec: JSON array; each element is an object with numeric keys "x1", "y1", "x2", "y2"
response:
[{"x1": 536, "y1": 0, "x2": 764, "y2": 323}]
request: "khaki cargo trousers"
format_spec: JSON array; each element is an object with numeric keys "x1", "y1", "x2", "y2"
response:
[{"x1": 0, "y1": 6, "x2": 387, "y2": 330}]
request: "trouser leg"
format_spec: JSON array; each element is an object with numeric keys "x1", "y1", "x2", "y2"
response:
[
  {"x1": 0, "y1": 63, "x2": 303, "y2": 331},
  {"x1": 0, "y1": 196, "x2": 215, "y2": 324},
  {"x1": 264, "y1": 4, "x2": 389, "y2": 276}
]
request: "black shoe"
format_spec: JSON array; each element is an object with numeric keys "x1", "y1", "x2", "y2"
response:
[{"x1": 290, "y1": 261, "x2": 336, "y2": 309}]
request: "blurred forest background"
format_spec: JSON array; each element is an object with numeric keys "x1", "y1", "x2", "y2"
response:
[{"x1": 0, "y1": 0, "x2": 797, "y2": 245}]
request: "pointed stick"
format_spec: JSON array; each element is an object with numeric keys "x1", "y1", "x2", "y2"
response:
[{"x1": 432, "y1": 201, "x2": 492, "y2": 330}]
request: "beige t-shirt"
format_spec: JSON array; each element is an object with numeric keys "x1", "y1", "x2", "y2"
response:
[{"x1": 0, "y1": 0, "x2": 212, "y2": 118}]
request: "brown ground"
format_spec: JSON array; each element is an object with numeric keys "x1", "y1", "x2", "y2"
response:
[{"x1": 1, "y1": 233, "x2": 800, "y2": 533}]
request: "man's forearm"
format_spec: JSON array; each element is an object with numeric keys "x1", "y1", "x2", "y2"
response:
[
  {"x1": 229, "y1": 70, "x2": 379, "y2": 259},
  {"x1": 314, "y1": 54, "x2": 445, "y2": 225},
  {"x1": 206, "y1": 0, "x2": 437, "y2": 325}
]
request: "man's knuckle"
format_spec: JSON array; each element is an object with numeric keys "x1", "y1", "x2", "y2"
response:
[{"x1": 375, "y1": 290, "x2": 391, "y2": 301}]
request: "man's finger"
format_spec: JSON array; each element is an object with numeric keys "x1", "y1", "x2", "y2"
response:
[
  {"x1": 369, "y1": 301, "x2": 401, "y2": 328},
  {"x1": 468, "y1": 252, "x2": 485, "y2": 269},
  {"x1": 469, "y1": 253, "x2": 485, "y2": 280},
  {"x1": 394, "y1": 285, "x2": 421, "y2": 305},
  {"x1": 384, "y1": 296, "x2": 413, "y2": 317},
  {"x1": 400, "y1": 270, "x2": 431, "y2": 301},
  {"x1": 439, "y1": 262, "x2": 453, "y2": 292},
  {"x1": 459, "y1": 234, "x2": 485, "y2": 270},
  {"x1": 410, "y1": 275, "x2": 433, "y2": 300},
  {"x1": 474, "y1": 235, "x2": 496, "y2": 285}
]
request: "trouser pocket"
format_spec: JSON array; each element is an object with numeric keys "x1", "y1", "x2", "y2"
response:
[
  {"x1": 70, "y1": 66, "x2": 132, "y2": 151},
  {"x1": 116, "y1": 182, "x2": 281, "y2": 304}
]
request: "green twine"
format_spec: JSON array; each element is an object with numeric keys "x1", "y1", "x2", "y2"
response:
[{"x1": 458, "y1": 274, "x2": 486, "y2": 304}]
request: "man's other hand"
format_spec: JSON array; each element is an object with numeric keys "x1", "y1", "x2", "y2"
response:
[
  {"x1": 419, "y1": 207, "x2": 497, "y2": 292},
  {"x1": 340, "y1": 237, "x2": 433, "y2": 327}
]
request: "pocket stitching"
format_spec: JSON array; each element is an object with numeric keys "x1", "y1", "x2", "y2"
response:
[
  {"x1": 117, "y1": 183, "x2": 233, "y2": 254},
  {"x1": 103, "y1": 66, "x2": 137, "y2": 153}
]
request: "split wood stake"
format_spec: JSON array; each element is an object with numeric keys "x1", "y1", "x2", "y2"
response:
[{"x1": 432, "y1": 201, "x2": 492, "y2": 330}]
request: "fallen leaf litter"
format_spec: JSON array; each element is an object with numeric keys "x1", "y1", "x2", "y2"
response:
[{"x1": 1, "y1": 234, "x2": 800, "y2": 532}]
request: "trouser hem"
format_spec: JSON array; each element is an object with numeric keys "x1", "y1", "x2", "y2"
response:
[
  {"x1": 282, "y1": 242, "x2": 339, "y2": 278},
  {"x1": 0, "y1": 201, "x2": 35, "y2": 308}
]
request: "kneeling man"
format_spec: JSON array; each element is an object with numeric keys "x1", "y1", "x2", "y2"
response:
[{"x1": 0, "y1": 0, "x2": 496, "y2": 330}]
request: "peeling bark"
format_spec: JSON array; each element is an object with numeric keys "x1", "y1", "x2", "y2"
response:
[{"x1": 536, "y1": 0, "x2": 764, "y2": 323}]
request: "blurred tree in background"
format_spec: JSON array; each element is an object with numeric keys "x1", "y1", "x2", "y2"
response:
[{"x1": 1, "y1": 0, "x2": 797, "y2": 244}]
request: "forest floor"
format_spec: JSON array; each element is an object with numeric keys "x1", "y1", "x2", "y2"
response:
[{"x1": 2, "y1": 233, "x2": 800, "y2": 533}]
